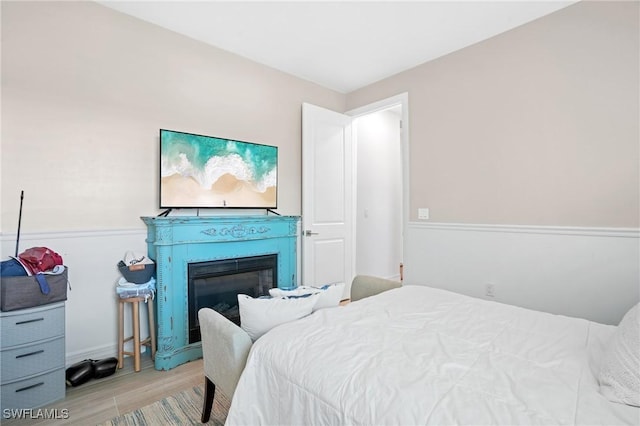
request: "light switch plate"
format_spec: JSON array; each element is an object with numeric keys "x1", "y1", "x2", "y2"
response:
[{"x1": 418, "y1": 208, "x2": 430, "y2": 220}]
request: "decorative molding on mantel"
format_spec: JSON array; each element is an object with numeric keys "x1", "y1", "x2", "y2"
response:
[
  {"x1": 407, "y1": 222, "x2": 640, "y2": 238},
  {"x1": 201, "y1": 225, "x2": 271, "y2": 238}
]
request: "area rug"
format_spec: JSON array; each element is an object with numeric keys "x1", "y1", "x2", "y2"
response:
[{"x1": 100, "y1": 385, "x2": 229, "y2": 425}]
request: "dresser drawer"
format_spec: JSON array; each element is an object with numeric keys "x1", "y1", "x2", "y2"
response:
[
  {"x1": 1, "y1": 368, "x2": 65, "y2": 410},
  {"x1": 1, "y1": 303, "x2": 64, "y2": 348},
  {"x1": 1, "y1": 337, "x2": 65, "y2": 384}
]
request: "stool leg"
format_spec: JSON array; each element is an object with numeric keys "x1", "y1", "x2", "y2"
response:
[
  {"x1": 133, "y1": 300, "x2": 141, "y2": 372},
  {"x1": 147, "y1": 299, "x2": 156, "y2": 361},
  {"x1": 117, "y1": 299, "x2": 124, "y2": 369}
]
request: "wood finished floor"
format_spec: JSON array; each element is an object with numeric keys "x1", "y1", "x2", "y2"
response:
[{"x1": 3, "y1": 354, "x2": 204, "y2": 425}]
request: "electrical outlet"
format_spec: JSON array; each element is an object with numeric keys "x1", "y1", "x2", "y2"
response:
[
  {"x1": 485, "y1": 283, "x2": 495, "y2": 298},
  {"x1": 418, "y1": 208, "x2": 430, "y2": 220}
]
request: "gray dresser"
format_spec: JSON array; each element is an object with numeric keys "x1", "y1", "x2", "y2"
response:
[{"x1": 1, "y1": 302, "x2": 65, "y2": 411}]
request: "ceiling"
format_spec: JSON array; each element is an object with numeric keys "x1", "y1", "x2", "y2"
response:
[{"x1": 99, "y1": 1, "x2": 578, "y2": 93}]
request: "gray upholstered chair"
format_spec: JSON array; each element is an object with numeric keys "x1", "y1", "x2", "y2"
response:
[
  {"x1": 198, "y1": 308, "x2": 252, "y2": 423},
  {"x1": 350, "y1": 275, "x2": 402, "y2": 301}
]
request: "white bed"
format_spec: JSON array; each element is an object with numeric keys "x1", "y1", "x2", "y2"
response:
[{"x1": 225, "y1": 285, "x2": 639, "y2": 425}]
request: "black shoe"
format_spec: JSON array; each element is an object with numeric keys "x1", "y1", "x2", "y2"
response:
[
  {"x1": 65, "y1": 360, "x2": 94, "y2": 387},
  {"x1": 92, "y1": 357, "x2": 118, "y2": 379}
]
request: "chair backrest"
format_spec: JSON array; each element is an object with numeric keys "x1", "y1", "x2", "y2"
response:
[
  {"x1": 198, "y1": 308, "x2": 253, "y2": 399},
  {"x1": 350, "y1": 275, "x2": 402, "y2": 301}
]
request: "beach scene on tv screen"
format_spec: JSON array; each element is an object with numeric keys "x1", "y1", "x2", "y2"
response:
[{"x1": 160, "y1": 130, "x2": 277, "y2": 208}]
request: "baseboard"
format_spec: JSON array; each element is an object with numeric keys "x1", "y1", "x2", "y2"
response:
[
  {"x1": 66, "y1": 343, "x2": 118, "y2": 366},
  {"x1": 66, "y1": 343, "x2": 149, "y2": 366}
]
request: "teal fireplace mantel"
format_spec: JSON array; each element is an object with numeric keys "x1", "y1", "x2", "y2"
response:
[{"x1": 142, "y1": 214, "x2": 300, "y2": 370}]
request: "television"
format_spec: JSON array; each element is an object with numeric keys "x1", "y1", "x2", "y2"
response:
[{"x1": 159, "y1": 129, "x2": 278, "y2": 210}]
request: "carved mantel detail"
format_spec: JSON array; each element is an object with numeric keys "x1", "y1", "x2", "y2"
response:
[{"x1": 201, "y1": 225, "x2": 270, "y2": 238}]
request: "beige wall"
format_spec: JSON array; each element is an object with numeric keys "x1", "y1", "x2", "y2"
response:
[
  {"x1": 347, "y1": 1, "x2": 639, "y2": 227},
  {"x1": 2, "y1": 1, "x2": 638, "y2": 234},
  {"x1": 0, "y1": 1, "x2": 345, "y2": 233}
]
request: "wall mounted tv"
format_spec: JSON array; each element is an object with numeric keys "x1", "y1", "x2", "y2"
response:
[{"x1": 159, "y1": 129, "x2": 278, "y2": 209}]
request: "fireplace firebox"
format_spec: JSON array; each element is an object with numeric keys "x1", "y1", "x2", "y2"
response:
[{"x1": 188, "y1": 254, "x2": 277, "y2": 343}]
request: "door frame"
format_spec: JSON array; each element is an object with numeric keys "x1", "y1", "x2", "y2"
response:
[{"x1": 346, "y1": 92, "x2": 410, "y2": 277}]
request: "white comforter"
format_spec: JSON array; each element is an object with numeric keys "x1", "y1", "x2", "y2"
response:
[{"x1": 226, "y1": 285, "x2": 638, "y2": 425}]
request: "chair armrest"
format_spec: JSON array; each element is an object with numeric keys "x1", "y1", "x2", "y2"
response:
[
  {"x1": 350, "y1": 275, "x2": 402, "y2": 302},
  {"x1": 198, "y1": 308, "x2": 252, "y2": 399}
]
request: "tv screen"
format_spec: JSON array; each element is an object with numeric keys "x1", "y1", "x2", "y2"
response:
[{"x1": 159, "y1": 129, "x2": 278, "y2": 209}]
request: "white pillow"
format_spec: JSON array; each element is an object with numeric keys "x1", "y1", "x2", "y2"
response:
[
  {"x1": 270, "y1": 283, "x2": 345, "y2": 311},
  {"x1": 313, "y1": 283, "x2": 345, "y2": 310},
  {"x1": 237, "y1": 293, "x2": 320, "y2": 341},
  {"x1": 598, "y1": 303, "x2": 640, "y2": 407}
]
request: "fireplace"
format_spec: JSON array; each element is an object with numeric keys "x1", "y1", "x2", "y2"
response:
[
  {"x1": 142, "y1": 215, "x2": 299, "y2": 370},
  {"x1": 188, "y1": 254, "x2": 277, "y2": 343}
]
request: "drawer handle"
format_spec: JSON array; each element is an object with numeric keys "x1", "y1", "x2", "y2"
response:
[
  {"x1": 16, "y1": 349, "x2": 45, "y2": 359},
  {"x1": 15, "y1": 382, "x2": 44, "y2": 393},
  {"x1": 15, "y1": 317, "x2": 44, "y2": 325}
]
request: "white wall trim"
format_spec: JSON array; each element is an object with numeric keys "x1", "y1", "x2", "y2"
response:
[
  {"x1": 1, "y1": 228, "x2": 152, "y2": 367},
  {"x1": 408, "y1": 221, "x2": 640, "y2": 238},
  {"x1": 0, "y1": 228, "x2": 146, "y2": 243},
  {"x1": 347, "y1": 92, "x2": 408, "y2": 117},
  {"x1": 404, "y1": 223, "x2": 639, "y2": 324},
  {"x1": 66, "y1": 343, "x2": 148, "y2": 366},
  {"x1": 65, "y1": 343, "x2": 119, "y2": 366}
]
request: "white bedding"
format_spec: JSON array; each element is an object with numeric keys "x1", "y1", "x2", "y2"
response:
[{"x1": 226, "y1": 285, "x2": 639, "y2": 425}]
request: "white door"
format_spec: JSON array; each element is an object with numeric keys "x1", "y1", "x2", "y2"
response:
[{"x1": 301, "y1": 103, "x2": 354, "y2": 299}]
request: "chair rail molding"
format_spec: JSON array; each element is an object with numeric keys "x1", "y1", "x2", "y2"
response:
[{"x1": 408, "y1": 221, "x2": 640, "y2": 238}]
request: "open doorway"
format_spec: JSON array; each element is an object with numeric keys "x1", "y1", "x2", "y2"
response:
[
  {"x1": 351, "y1": 103, "x2": 404, "y2": 281},
  {"x1": 301, "y1": 94, "x2": 407, "y2": 293}
]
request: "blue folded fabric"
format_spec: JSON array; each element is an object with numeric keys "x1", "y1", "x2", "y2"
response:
[{"x1": 116, "y1": 277, "x2": 156, "y2": 299}]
